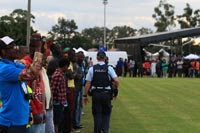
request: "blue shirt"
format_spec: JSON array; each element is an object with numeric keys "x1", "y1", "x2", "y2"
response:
[
  {"x1": 86, "y1": 61, "x2": 117, "y2": 82},
  {"x1": 0, "y1": 59, "x2": 29, "y2": 126}
]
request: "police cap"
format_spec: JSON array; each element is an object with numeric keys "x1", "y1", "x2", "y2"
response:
[{"x1": 97, "y1": 51, "x2": 106, "y2": 59}]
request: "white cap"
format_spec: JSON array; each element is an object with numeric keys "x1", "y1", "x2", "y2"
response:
[{"x1": 0, "y1": 36, "x2": 14, "y2": 45}]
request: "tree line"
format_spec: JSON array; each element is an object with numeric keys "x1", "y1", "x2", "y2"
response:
[{"x1": 0, "y1": 0, "x2": 200, "y2": 50}]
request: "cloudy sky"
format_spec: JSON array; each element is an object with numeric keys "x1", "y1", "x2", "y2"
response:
[{"x1": 0, "y1": 0, "x2": 199, "y2": 35}]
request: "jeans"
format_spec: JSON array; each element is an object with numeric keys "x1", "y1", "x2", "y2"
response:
[
  {"x1": 26, "y1": 113, "x2": 45, "y2": 133},
  {"x1": 74, "y1": 90, "x2": 83, "y2": 127},
  {"x1": 45, "y1": 109, "x2": 54, "y2": 133}
]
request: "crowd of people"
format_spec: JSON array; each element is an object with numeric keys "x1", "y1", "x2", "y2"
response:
[
  {"x1": 0, "y1": 34, "x2": 119, "y2": 133},
  {"x1": 3, "y1": 32, "x2": 199, "y2": 133},
  {"x1": 115, "y1": 56, "x2": 200, "y2": 78}
]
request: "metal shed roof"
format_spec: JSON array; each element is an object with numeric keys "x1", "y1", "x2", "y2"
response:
[{"x1": 114, "y1": 27, "x2": 200, "y2": 45}]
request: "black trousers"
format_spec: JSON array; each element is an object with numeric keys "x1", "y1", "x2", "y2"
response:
[
  {"x1": 92, "y1": 90, "x2": 112, "y2": 133},
  {"x1": 59, "y1": 106, "x2": 70, "y2": 133},
  {"x1": 0, "y1": 125, "x2": 26, "y2": 133}
]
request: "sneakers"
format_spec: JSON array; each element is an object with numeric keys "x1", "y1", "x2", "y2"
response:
[
  {"x1": 81, "y1": 111, "x2": 84, "y2": 115},
  {"x1": 71, "y1": 129, "x2": 80, "y2": 133},
  {"x1": 74, "y1": 129, "x2": 80, "y2": 133}
]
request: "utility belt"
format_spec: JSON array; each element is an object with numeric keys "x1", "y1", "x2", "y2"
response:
[
  {"x1": 91, "y1": 86, "x2": 111, "y2": 93},
  {"x1": 88, "y1": 86, "x2": 111, "y2": 96},
  {"x1": 91, "y1": 86, "x2": 111, "y2": 90},
  {"x1": 92, "y1": 89, "x2": 111, "y2": 93}
]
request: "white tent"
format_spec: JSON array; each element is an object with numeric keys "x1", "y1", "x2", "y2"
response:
[
  {"x1": 74, "y1": 47, "x2": 88, "y2": 56},
  {"x1": 159, "y1": 48, "x2": 169, "y2": 56},
  {"x1": 152, "y1": 52, "x2": 159, "y2": 57},
  {"x1": 143, "y1": 48, "x2": 152, "y2": 56},
  {"x1": 184, "y1": 54, "x2": 200, "y2": 60},
  {"x1": 143, "y1": 48, "x2": 170, "y2": 61}
]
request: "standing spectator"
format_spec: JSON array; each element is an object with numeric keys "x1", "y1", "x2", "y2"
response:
[
  {"x1": 137, "y1": 61, "x2": 143, "y2": 77},
  {"x1": 195, "y1": 59, "x2": 200, "y2": 78},
  {"x1": 156, "y1": 59, "x2": 162, "y2": 77},
  {"x1": 23, "y1": 33, "x2": 47, "y2": 133},
  {"x1": 190, "y1": 59, "x2": 196, "y2": 78},
  {"x1": 151, "y1": 59, "x2": 157, "y2": 77},
  {"x1": 116, "y1": 58, "x2": 124, "y2": 76},
  {"x1": 129, "y1": 59, "x2": 135, "y2": 77},
  {"x1": 51, "y1": 57, "x2": 70, "y2": 133},
  {"x1": 0, "y1": 36, "x2": 41, "y2": 133},
  {"x1": 89, "y1": 57, "x2": 93, "y2": 67},
  {"x1": 73, "y1": 51, "x2": 85, "y2": 130},
  {"x1": 143, "y1": 60, "x2": 151, "y2": 76},
  {"x1": 65, "y1": 48, "x2": 77, "y2": 132},
  {"x1": 173, "y1": 60, "x2": 177, "y2": 77},
  {"x1": 133, "y1": 59, "x2": 138, "y2": 77},
  {"x1": 40, "y1": 39, "x2": 55, "y2": 133},
  {"x1": 83, "y1": 51, "x2": 119, "y2": 133},
  {"x1": 182, "y1": 60, "x2": 190, "y2": 77},
  {"x1": 161, "y1": 59, "x2": 168, "y2": 78},
  {"x1": 177, "y1": 58, "x2": 183, "y2": 77},
  {"x1": 46, "y1": 43, "x2": 64, "y2": 133},
  {"x1": 168, "y1": 60, "x2": 174, "y2": 78},
  {"x1": 123, "y1": 59, "x2": 128, "y2": 77}
]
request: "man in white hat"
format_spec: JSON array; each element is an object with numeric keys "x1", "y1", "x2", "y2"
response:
[{"x1": 0, "y1": 36, "x2": 41, "y2": 133}]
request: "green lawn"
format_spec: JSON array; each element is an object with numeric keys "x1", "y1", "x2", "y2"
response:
[{"x1": 81, "y1": 78, "x2": 200, "y2": 133}]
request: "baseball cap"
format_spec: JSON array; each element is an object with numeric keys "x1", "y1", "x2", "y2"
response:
[
  {"x1": 64, "y1": 47, "x2": 70, "y2": 53},
  {"x1": 0, "y1": 36, "x2": 14, "y2": 45},
  {"x1": 0, "y1": 36, "x2": 15, "y2": 49}
]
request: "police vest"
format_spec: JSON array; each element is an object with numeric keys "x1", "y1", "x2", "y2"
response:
[{"x1": 92, "y1": 64, "x2": 110, "y2": 88}]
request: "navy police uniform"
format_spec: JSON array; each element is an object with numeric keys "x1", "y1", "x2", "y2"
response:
[{"x1": 85, "y1": 55, "x2": 118, "y2": 133}]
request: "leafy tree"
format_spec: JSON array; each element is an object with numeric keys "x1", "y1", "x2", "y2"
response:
[
  {"x1": 177, "y1": 3, "x2": 200, "y2": 28},
  {"x1": 111, "y1": 25, "x2": 136, "y2": 38},
  {"x1": 137, "y1": 27, "x2": 153, "y2": 35},
  {"x1": 107, "y1": 26, "x2": 136, "y2": 49},
  {"x1": 152, "y1": 0, "x2": 175, "y2": 32},
  {"x1": 70, "y1": 34, "x2": 92, "y2": 50},
  {"x1": 81, "y1": 26, "x2": 105, "y2": 46},
  {"x1": 0, "y1": 9, "x2": 35, "y2": 45},
  {"x1": 48, "y1": 17, "x2": 78, "y2": 48},
  {"x1": 81, "y1": 25, "x2": 138, "y2": 49}
]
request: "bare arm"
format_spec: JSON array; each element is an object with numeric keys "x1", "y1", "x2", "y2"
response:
[
  {"x1": 19, "y1": 52, "x2": 43, "y2": 81},
  {"x1": 84, "y1": 81, "x2": 91, "y2": 95},
  {"x1": 112, "y1": 77, "x2": 119, "y2": 89},
  {"x1": 18, "y1": 63, "x2": 41, "y2": 81},
  {"x1": 83, "y1": 80, "x2": 91, "y2": 105}
]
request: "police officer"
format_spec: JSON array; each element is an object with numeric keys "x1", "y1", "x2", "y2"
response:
[{"x1": 83, "y1": 51, "x2": 119, "y2": 133}]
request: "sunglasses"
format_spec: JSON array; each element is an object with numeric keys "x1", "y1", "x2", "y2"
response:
[{"x1": 4, "y1": 45, "x2": 19, "y2": 50}]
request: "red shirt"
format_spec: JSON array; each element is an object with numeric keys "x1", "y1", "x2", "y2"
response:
[{"x1": 23, "y1": 55, "x2": 45, "y2": 115}]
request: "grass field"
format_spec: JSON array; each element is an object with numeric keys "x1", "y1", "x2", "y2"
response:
[{"x1": 81, "y1": 77, "x2": 200, "y2": 133}]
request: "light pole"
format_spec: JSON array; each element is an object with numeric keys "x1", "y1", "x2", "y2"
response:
[
  {"x1": 103, "y1": 0, "x2": 108, "y2": 50},
  {"x1": 26, "y1": 0, "x2": 31, "y2": 50}
]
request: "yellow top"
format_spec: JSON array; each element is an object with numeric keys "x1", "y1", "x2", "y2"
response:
[{"x1": 68, "y1": 62, "x2": 75, "y2": 88}]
